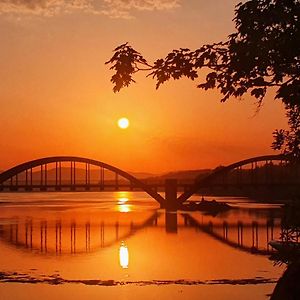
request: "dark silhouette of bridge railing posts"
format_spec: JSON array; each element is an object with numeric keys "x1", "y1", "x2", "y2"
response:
[
  {"x1": 0, "y1": 156, "x2": 165, "y2": 206},
  {"x1": 2, "y1": 154, "x2": 299, "y2": 207},
  {"x1": 182, "y1": 214, "x2": 280, "y2": 255}
]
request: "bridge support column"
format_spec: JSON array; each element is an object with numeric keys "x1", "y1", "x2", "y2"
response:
[{"x1": 163, "y1": 179, "x2": 179, "y2": 211}]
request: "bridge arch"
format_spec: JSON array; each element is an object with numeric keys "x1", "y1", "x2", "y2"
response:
[
  {"x1": 0, "y1": 156, "x2": 165, "y2": 205},
  {"x1": 178, "y1": 154, "x2": 290, "y2": 203}
]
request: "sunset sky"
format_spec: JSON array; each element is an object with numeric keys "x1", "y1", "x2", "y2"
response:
[{"x1": 0, "y1": 0, "x2": 287, "y2": 173}]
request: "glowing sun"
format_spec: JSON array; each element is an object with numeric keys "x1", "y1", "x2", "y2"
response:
[{"x1": 118, "y1": 117, "x2": 130, "y2": 129}]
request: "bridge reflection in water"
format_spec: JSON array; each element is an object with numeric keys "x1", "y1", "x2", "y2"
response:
[
  {"x1": 0, "y1": 211, "x2": 282, "y2": 257},
  {"x1": 0, "y1": 212, "x2": 159, "y2": 255}
]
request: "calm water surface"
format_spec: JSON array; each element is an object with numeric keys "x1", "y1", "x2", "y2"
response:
[{"x1": 0, "y1": 192, "x2": 286, "y2": 299}]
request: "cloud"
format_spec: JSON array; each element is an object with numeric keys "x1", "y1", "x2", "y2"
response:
[
  {"x1": 101, "y1": 0, "x2": 180, "y2": 18},
  {"x1": 0, "y1": 0, "x2": 180, "y2": 18},
  {"x1": 0, "y1": 0, "x2": 95, "y2": 17}
]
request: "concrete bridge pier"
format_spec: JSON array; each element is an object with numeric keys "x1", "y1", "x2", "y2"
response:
[{"x1": 162, "y1": 179, "x2": 179, "y2": 211}]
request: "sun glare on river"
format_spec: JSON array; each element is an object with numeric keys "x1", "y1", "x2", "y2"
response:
[
  {"x1": 117, "y1": 197, "x2": 131, "y2": 213},
  {"x1": 119, "y1": 242, "x2": 129, "y2": 269}
]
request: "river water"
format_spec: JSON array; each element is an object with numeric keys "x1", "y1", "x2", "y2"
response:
[{"x1": 0, "y1": 192, "x2": 286, "y2": 299}]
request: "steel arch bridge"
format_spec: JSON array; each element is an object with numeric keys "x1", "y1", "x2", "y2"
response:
[
  {"x1": 0, "y1": 156, "x2": 165, "y2": 204},
  {"x1": 0, "y1": 154, "x2": 297, "y2": 205},
  {"x1": 177, "y1": 154, "x2": 293, "y2": 204}
]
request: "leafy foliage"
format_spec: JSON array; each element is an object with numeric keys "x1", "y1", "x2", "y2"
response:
[
  {"x1": 106, "y1": 0, "x2": 300, "y2": 155},
  {"x1": 272, "y1": 104, "x2": 300, "y2": 157},
  {"x1": 106, "y1": 43, "x2": 151, "y2": 93}
]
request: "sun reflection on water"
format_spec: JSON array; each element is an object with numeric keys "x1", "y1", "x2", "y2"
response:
[
  {"x1": 118, "y1": 204, "x2": 131, "y2": 213},
  {"x1": 116, "y1": 192, "x2": 132, "y2": 212},
  {"x1": 118, "y1": 197, "x2": 129, "y2": 204},
  {"x1": 119, "y1": 242, "x2": 129, "y2": 269}
]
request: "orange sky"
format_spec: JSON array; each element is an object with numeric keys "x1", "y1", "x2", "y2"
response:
[{"x1": 0, "y1": 0, "x2": 287, "y2": 173}]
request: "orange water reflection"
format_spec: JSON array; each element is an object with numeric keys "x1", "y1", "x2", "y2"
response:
[
  {"x1": 116, "y1": 192, "x2": 132, "y2": 213},
  {"x1": 0, "y1": 193, "x2": 286, "y2": 300}
]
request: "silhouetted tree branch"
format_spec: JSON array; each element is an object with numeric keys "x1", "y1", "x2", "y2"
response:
[{"x1": 106, "y1": 0, "x2": 300, "y2": 156}]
